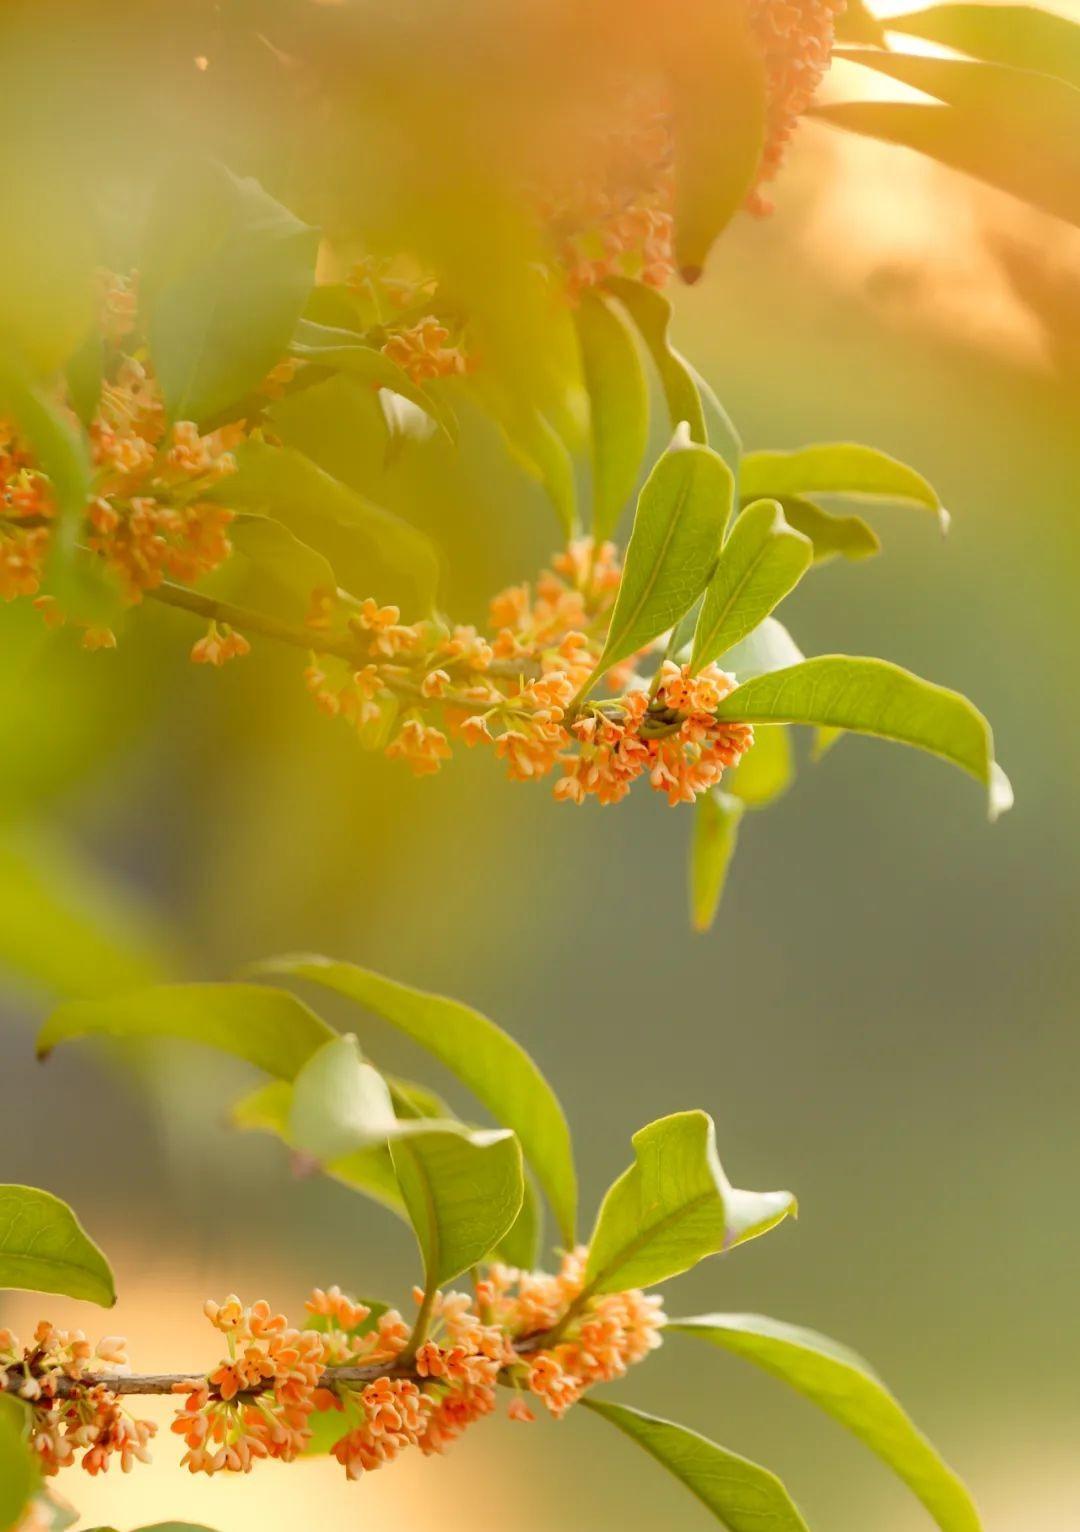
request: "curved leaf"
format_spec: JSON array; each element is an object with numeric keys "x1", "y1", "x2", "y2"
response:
[
  {"x1": 583, "y1": 1111, "x2": 795, "y2": 1296},
  {"x1": 713, "y1": 656, "x2": 1012, "y2": 817},
  {"x1": 252, "y1": 955, "x2": 578, "y2": 1245},
  {"x1": 290, "y1": 318, "x2": 457, "y2": 440},
  {"x1": 0, "y1": 1398, "x2": 37, "y2": 1532},
  {"x1": 38, "y1": 983, "x2": 335, "y2": 1079},
  {"x1": 886, "y1": 4, "x2": 1080, "y2": 90},
  {"x1": 691, "y1": 499, "x2": 811, "y2": 672},
  {"x1": 690, "y1": 791, "x2": 745, "y2": 934},
  {"x1": 777, "y1": 496, "x2": 881, "y2": 564},
  {"x1": 667, "y1": 1314, "x2": 982, "y2": 1532},
  {"x1": 288, "y1": 1035, "x2": 457, "y2": 1161},
  {"x1": 719, "y1": 617, "x2": 805, "y2": 679},
  {"x1": 230, "y1": 514, "x2": 336, "y2": 616},
  {"x1": 0, "y1": 1186, "x2": 115, "y2": 1307},
  {"x1": 604, "y1": 278, "x2": 705, "y2": 446},
  {"x1": 391, "y1": 1128, "x2": 524, "y2": 1286},
  {"x1": 740, "y1": 443, "x2": 947, "y2": 530},
  {"x1": 582, "y1": 1399, "x2": 810, "y2": 1531},
  {"x1": 726, "y1": 724, "x2": 794, "y2": 809},
  {"x1": 574, "y1": 290, "x2": 649, "y2": 541}
]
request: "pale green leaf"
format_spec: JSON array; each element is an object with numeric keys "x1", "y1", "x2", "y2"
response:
[
  {"x1": 287, "y1": 1035, "x2": 457, "y2": 1162},
  {"x1": 713, "y1": 656, "x2": 1012, "y2": 817},
  {"x1": 574, "y1": 290, "x2": 649, "y2": 541},
  {"x1": 718, "y1": 617, "x2": 805, "y2": 679},
  {"x1": 835, "y1": 0, "x2": 888, "y2": 45},
  {"x1": 605, "y1": 279, "x2": 706, "y2": 446},
  {"x1": 583, "y1": 1111, "x2": 795, "y2": 1296},
  {"x1": 582, "y1": 1400, "x2": 810, "y2": 1532},
  {"x1": 593, "y1": 429, "x2": 733, "y2": 682},
  {"x1": 667, "y1": 1314, "x2": 983, "y2": 1532},
  {"x1": 886, "y1": 4, "x2": 1080, "y2": 90},
  {"x1": 391, "y1": 1128, "x2": 524, "y2": 1285},
  {"x1": 142, "y1": 160, "x2": 319, "y2": 422},
  {"x1": 0, "y1": 1398, "x2": 38, "y2": 1532},
  {"x1": 777, "y1": 496, "x2": 881, "y2": 563},
  {"x1": 690, "y1": 792, "x2": 745, "y2": 934},
  {"x1": 741, "y1": 443, "x2": 947, "y2": 530},
  {"x1": 726, "y1": 724, "x2": 794, "y2": 809},
  {"x1": 691, "y1": 500, "x2": 811, "y2": 672},
  {"x1": 229, "y1": 513, "x2": 336, "y2": 616},
  {"x1": 290, "y1": 318, "x2": 457, "y2": 440},
  {"x1": 38, "y1": 983, "x2": 335, "y2": 1079},
  {"x1": 0, "y1": 1186, "x2": 115, "y2": 1307},
  {"x1": 253, "y1": 955, "x2": 577, "y2": 1244}
]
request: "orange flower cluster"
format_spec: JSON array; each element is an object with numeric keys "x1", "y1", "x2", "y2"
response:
[
  {"x1": 747, "y1": 0, "x2": 845, "y2": 215},
  {"x1": 0, "y1": 1322, "x2": 155, "y2": 1477},
  {"x1": 306, "y1": 538, "x2": 753, "y2": 806}
]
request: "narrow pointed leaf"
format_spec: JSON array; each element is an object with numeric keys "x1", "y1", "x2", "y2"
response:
[
  {"x1": 574, "y1": 290, "x2": 649, "y2": 540},
  {"x1": 741, "y1": 443, "x2": 946, "y2": 529},
  {"x1": 667, "y1": 1314, "x2": 983, "y2": 1532},
  {"x1": 691, "y1": 500, "x2": 811, "y2": 672},
  {"x1": 727, "y1": 724, "x2": 794, "y2": 808},
  {"x1": 594, "y1": 429, "x2": 733, "y2": 680},
  {"x1": 835, "y1": 0, "x2": 888, "y2": 45},
  {"x1": 38, "y1": 983, "x2": 335, "y2": 1079},
  {"x1": 0, "y1": 1398, "x2": 38, "y2": 1532},
  {"x1": 691, "y1": 791, "x2": 745, "y2": 933},
  {"x1": 605, "y1": 278, "x2": 706, "y2": 445},
  {"x1": 0, "y1": 1187, "x2": 115, "y2": 1307},
  {"x1": 253, "y1": 955, "x2": 577, "y2": 1245},
  {"x1": 777, "y1": 496, "x2": 881, "y2": 563},
  {"x1": 230, "y1": 514, "x2": 336, "y2": 615},
  {"x1": 583, "y1": 1111, "x2": 795, "y2": 1296},
  {"x1": 289, "y1": 318, "x2": 457, "y2": 440},
  {"x1": 582, "y1": 1399, "x2": 810, "y2": 1532},
  {"x1": 391, "y1": 1128, "x2": 524, "y2": 1286},
  {"x1": 886, "y1": 4, "x2": 1080, "y2": 90},
  {"x1": 713, "y1": 656, "x2": 1011, "y2": 817}
]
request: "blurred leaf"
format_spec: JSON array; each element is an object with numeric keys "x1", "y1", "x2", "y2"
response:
[
  {"x1": 470, "y1": 377, "x2": 579, "y2": 538},
  {"x1": 605, "y1": 279, "x2": 706, "y2": 446},
  {"x1": 230, "y1": 513, "x2": 336, "y2": 616},
  {"x1": 592, "y1": 428, "x2": 733, "y2": 681},
  {"x1": 667, "y1": 1315, "x2": 982, "y2": 1532},
  {"x1": 691, "y1": 499, "x2": 811, "y2": 672},
  {"x1": 265, "y1": 373, "x2": 391, "y2": 492},
  {"x1": 0, "y1": 1186, "x2": 115, "y2": 1307},
  {"x1": 777, "y1": 496, "x2": 881, "y2": 563},
  {"x1": 835, "y1": 0, "x2": 888, "y2": 45},
  {"x1": 498, "y1": 1168, "x2": 543, "y2": 1270},
  {"x1": 718, "y1": 617, "x2": 805, "y2": 679},
  {"x1": 64, "y1": 329, "x2": 104, "y2": 428},
  {"x1": 26, "y1": 1494, "x2": 77, "y2": 1532},
  {"x1": 142, "y1": 160, "x2": 319, "y2": 422},
  {"x1": 0, "y1": 168, "x2": 95, "y2": 377},
  {"x1": 726, "y1": 725, "x2": 794, "y2": 808},
  {"x1": 287, "y1": 1035, "x2": 457, "y2": 1161},
  {"x1": 39, "y1": 984, "x2": 335, "y2": 1078},
  {"x1": 220, "y1": 440, "x2": 439, "y2": 611},
  {"x1": 302, "y1": 1393, "x2": 364, "y2": 1457},
  {"x1": 290, "y1": 319, "x2": 457, "y2": 441},
  {"x1": 0, "y1": 1397, "x2": 38, "y2": 1532},
  {"x1": 574, "y1": 290, "x2": 649, "y2": 541},
  {"x1": 391, "y1": 1128, "x2": 524, "y2": 1286},
  {"x1": 582, "y1": 1399, "x2": 810, "y2": 1531},
  {"x1": 817, "y1": 56, "x2": 1080, "y2": 228},
  {"x1": 690, "y1": 791, "x2": 745, "y2": 933},
  {"x1": 0, "y1": 824, "x2": 166, "y2": 999},
  {"x1": 253, "y1": 955, "x2": 578, "y2": 1245},
  {"x1": 813, "y1": 725, "x2": 844, "y2": 761},
  {"x1": 666, "y1": 7, "x2": 767, "y2": 280},
  {"x1": 583, "y1": 1111, "x2": 795, "y2": 1294},
  {"x1": 741, "y1": 443, "x2": 947, "y2": 530},
  {"x1": 714, "y1": 656, "x2": 1012, "y2": 817},
  {"x1": 886, "y1": 5, "x2": 1080, "y2": 90}
]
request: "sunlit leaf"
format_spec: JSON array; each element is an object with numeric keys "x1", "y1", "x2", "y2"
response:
[
  {"x1": 886, "y1": 4, "x2": 1080, "y2": 89},
  {"x1": 835, "y1": 0, "x2": 888, "y2": 46},
  {"x1": 605, "y1": 279, "x2": 706, "y2": 446},
  {"x1": 574, "y1": 290, "x2": 649, "y2": 540},
  {"x1": 0, "y1": 1397, "x2": 38, "y2": 1532},
  {"x1": 777, "y1": 496, "x2": 881, "y2": 564},
  {"x1": 142, "y1": 160, "x2": 319, "y2": 422},
  {"x1": 38, "y1": 984, "x2": 335, "y2": 1079},
  {"x1": 591, "y1": 427, "x2": 733, "y2": 683},
  {"x1": 691, "y1": 499, "x2": 811, "y2": 672},
  {"x1": 288, "y1": 1035, "x2": 457, "y2": 1162},
  {"x1": 253, "y1": 955, "x2": 578, "y2": 1245},
  {"x1": 740, "y1": 442, "x2": 947, "y2": 530},
  {"x1": 582, "y1": 1399, "x2": 810, "y2": 1531},
  {"x1": 713, "y1": 656, "x2": 1012, "y2": 817},
  {"x1": 391, "y1": 1128, "x2": 524, "y2": 1285},
  {"x1": 0, "y1": 1186, "x2": 115, "y2": 1307},
  {"x1": 667, "y1": 1314, "x2": 983, "y2": 1532},
  {"x1": 583, "y1": 1111, "x2": 795, "y2": 1295},
  {"x1": 690, "y1": 791, "x2": 745, "y2": 933},
  {"x1": 290, "y1": 319, "x2": 458, "y2": 440},
  {"x1": 717, "y1": 617, "x2": 805, "y2": 679}
]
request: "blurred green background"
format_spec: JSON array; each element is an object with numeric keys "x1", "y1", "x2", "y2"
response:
[{"x1": 1, "y1": 37, "x2": 1078, "y2": 1532}]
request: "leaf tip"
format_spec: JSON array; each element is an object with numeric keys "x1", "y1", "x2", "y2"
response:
[
  {"x1": 988, "y1": 761, "x2": 1014, "y2": 821},
  {"x1": 679, "y1": 263, "x2": 704, "y2": 286}
]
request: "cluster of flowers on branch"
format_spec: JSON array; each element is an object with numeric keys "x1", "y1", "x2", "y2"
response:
[{"x1": 1, "y1": 1258, "x2": 664, "y2": 1486}]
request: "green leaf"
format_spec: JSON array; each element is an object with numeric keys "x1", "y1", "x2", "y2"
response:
[
  {"x1": 264, "y1": 373, "x2": 391, "y2": 493},
  {"x1": 713, "y1": 656, "x2": 1012, "y2": 817},
  {"x1": 582, "y1": 1399, "x2": 810, "y2": 1532},
  {"x1": 391, "y1": 1128, "x2": 524, "y2": 1286},
  {"x1": 583, "y1": 1111, "x2": 795, "y2": 1295},
  {"x1": 0, "y1": 1398, "x2": 38, "y2": 1532},
  {"x1": 776, "y1": 496, "x2": 881, "y2": 564},
  {"x1": 219, "y1": 439, "x2": 439, "y2": 611},
  {"x1": 38, "y1": 983, "x2": 335, "y2": 1079},
  {"x1": 691, "y1": 500, "x2": 811, "y2": 672},
  {"x1": 230, "y1": 513, "x2": 336, "y2": 616},
  {"x1": 253, "y1": 955, "x2": 578, "y2": 1245},
  {"x1": 816, "y1": 58, "x2": 1080, "y2": 229},
  {"x1": 741, "y1": 443, "x2": 947, "y2": 530},
  {"x1": 131, "y1": 1524, "x2": 224, "y2": 1532},
  {"x1": 886, "y1": 4, "x2": 1080, "y2": 90},
  {"x1": 667, "y1": 1314, "x2": 983, "y2": 1532},
  {"x1": 726, "y1": 724, "x2": 794, "y2": 809},
  {"x1": 690, "y1": 791, "x2": 745, "y2": 933},
  {"x1": 65, "y1": 328, "x2": 105, "y2": 428},
  {"x1": 0, "y1": 1186, "x2": 115, "y2": 1307},
  {"x1": 592, "y1": 428, "x2": 733, "y2": 682},
  {"x1": 289, "y1": 319, "x2": 457, "y2": 441},
  {"x1": 835, "y1": 0, "x2": 888, "y2": 46},
  {"x1": 718, "y1": 617, "x2": 805, "y2": 679},
  {"x1": 666, "y1": 15, "x2": 767, "y2": 280},
  {"x1": 287, "y1": 1035, "x2": 457, "y2": 1162},
  {"x1": 605, "y1": 279, "x2": 706, "y2": 446},
  {"x1": 142, "y1": 160, "x2": 319, "y2": 422},
  {"x1": 574, "y1": 290, "x2": 649, "y2": 541}
]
